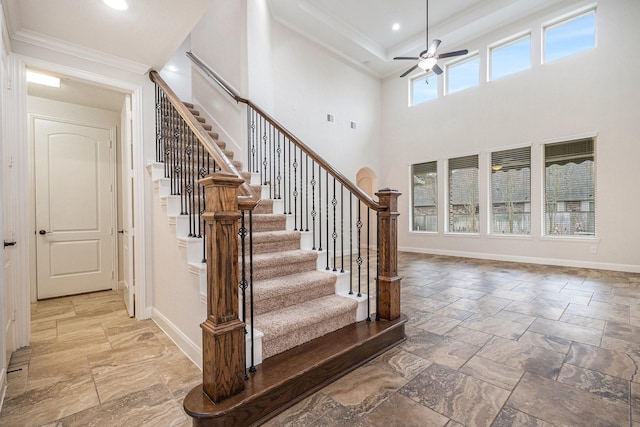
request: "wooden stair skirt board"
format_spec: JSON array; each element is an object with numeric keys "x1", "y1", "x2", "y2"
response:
[{"x1": 184, "y1": 314, "x2": 407, "y2": 427}]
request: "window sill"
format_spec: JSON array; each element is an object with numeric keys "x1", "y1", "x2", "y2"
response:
[{"x1": 539, "y1": 235, "x2": 600, "y2": 243}]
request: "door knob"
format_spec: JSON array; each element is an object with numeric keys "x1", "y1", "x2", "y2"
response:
[{"x1": 39, "y1": 230, "x2": 48, "y2": 235}]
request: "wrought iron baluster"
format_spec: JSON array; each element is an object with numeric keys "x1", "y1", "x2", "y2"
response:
[
  {"x1": 367, "y1": 207, "x2": 371, "y2": 321},
  {"x1": 276, "y1": 132, "x2": 282, "y2": 200},
  {"x1": 292, "y1": 146, "x2": 298, "y2": 231},
  {"x1": 248, "y1": 210, "x2": 256, "y2": 373},
  {"x1": 262, "y1": 117, "x2": 268, "y2": 186},
  {"x1": 325, "y1": 170, "x2": 329, "y2": 270},
  {"x1": 310, "y1": 160, "x2": 316, "y2": 250},
  {"x1": 318, "y1": 164, "x2": 322, "y2": 252},
  {"x1": 332, "y1": 177, "x2": 337, "y2": 272},
  {"x1": 340, "y1": 185, "x2": 345, "y2": 273},
  {"x1": 376, "y1": 212, "x2": 380, "y2": 321},
  {"x1": 304, "y1": 154, "x2": 309, "y2": 232},
  {"x1": 349, "y1": 194, "x2": 353, "y2": 295},
  {"x1": 287, "y1": 139, "x2": 292, "y2": 214},
  {"x1": 356, "y1": 202, "x2": 363, "y2": 297},
  {"x1": 269, "y1": 126, "x2": 274, "y2": 199},
  {"x1": 239, "y1": 211, "x2": 249, "y2": 380}
]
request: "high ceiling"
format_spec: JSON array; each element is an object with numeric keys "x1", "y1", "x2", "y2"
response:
[
  {"x1": 2, "y1": 0, "x2": 211, "y2": 73},
  {"x1": 267, "y1": 0, "x2": 575, "y2": 77},
  {"x1": 2, "y1": 0, "x2": 579, "y2": 107}
]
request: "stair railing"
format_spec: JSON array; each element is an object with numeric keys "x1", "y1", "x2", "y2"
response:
[
  {"x1": 151, "y1": 50, "x2": 402, "y2": 406},
  {"x1": 187, "y1": 51, "x2": 401, "y2": 318}
]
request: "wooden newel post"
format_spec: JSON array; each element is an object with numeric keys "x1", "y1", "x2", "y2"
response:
[
  {"x1": 200, "y1": 172, "x2": 246, "y2": 403},
  {"x1": 376, "y1": 188, "x2": 402, "y2": 321}
]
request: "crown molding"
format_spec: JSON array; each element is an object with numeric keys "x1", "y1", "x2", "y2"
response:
[{"x1": 11, "y1": 28, "x2": 150, "y2": 75}]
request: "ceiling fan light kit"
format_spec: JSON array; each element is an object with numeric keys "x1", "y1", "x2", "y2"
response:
[{"x1": 394, "y1": 0, "x2": 469, "y2": 78}]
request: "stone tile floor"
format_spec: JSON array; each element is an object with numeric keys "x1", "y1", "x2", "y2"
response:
[{"x1": 2, "y1": 252, "x2": 640, "y2": 426}]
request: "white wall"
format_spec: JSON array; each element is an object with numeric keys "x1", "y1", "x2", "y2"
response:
[
  {"x1": 159, "y1": 36, "x2": 193, "y2": 103},
  {"x1": 382, "y1": 0, "x2": 640, "y2": 272},
  {"x1": 271, "y1": 21, "x2": 383, "y2": 184}
]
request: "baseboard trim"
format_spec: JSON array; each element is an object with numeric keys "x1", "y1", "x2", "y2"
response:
[
  {"x1": 152, "y1": 308, "x2": 203, "y2": 370},
  {"x1": 399, "y1": 246, "x2": 640, "y2": 273},
  {"x1": 0, "y1": 367, "x2": 6, "y2": 413}
]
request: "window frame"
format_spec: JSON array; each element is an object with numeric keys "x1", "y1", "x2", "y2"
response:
[
  {"x1": 410, "y1": 161, "x2": 438, "y2": 232},
  {"x1": 445, "y1": 52, "x2": 480, "y2": 96},
  {"x1": 488, "y1": 32, "x2": 532, "y2": 82},
  {"x1": 542, "y1": 6, "x2": 597, "y2": 64},
  {"x1": 542, "y1": 137, "x2": 597, "y2": 238},
  {"x1": 489, "y1": 146, "x2": 532, "y2": 236},
  {"x1": 447, "y1": 154, "x2": 480, "y2": 234},
  {"x1": 409, "y1": 72, "x2": 438, "y2": 107}
]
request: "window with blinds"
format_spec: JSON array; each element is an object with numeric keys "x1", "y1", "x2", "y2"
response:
[
  {"x1": 411, "y1": 161, "x2": 437, "y2": 232},
  {"x1": 491, "y1": 147, "x2": 531, "y2": 235},
  {"x1": 448, "y1": 155, "x2": 479, "y2": 233},
  {"x1": 544, "y1": 138, "x2": 595, "y2": 236}
]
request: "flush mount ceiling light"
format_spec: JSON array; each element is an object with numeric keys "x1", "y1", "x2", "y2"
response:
[
  {"x1": 103, "y1": 0, "x2": 128, "y2": 11},
  {"x1": 392, "y1": 23, "x2": 401, "y2": 31},
  {"x1": 26, "y1": 70, "x2": 61, "y2": 88}
]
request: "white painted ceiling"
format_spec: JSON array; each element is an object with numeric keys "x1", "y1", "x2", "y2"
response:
[
  {"x1": 4, "y1": 0, "x2": 577, "y2": 109},
  {"x1": 3, "y1": 0, "x2": 211, "y2": 111},
  {"x1": 267, "y1": 0, "x2": 575, "y2": 78}
]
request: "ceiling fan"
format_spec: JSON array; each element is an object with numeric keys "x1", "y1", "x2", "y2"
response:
[{"x1": 394, "y1": 0, "x2": 469, "y2": 78}]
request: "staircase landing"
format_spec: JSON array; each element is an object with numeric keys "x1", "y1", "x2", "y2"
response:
[{"x1": 183, "y1": 314, "x2": 407, "y2": 427}]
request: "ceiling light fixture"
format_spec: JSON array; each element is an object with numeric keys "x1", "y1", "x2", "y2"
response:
[
  {"x1": 103, "y1": 0, "x2": 128, "y2": 11},
  {"x1": 26, "y1": 70, "x2": 61, "y2": 88},
  {"x1": 418, "y1": 57, "x2": 437, "y2": 71},
  {"x1": 392, "y1": 23, "x2": 400, "y2": 31}
]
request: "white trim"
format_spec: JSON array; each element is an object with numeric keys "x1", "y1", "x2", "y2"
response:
[
  {"x1": 9, "y1": 56, "x2": 150, "y2": 347},
  {"x1": 130, "y1": 86, "x2": 149, "y2": 320},
  {"x1": 399, "y1": 246, "x2": 640, "y2": 274},
  {"x1": 11, "y1": 29, "x2": 149, "y2": 75},
  {"x1": 152, "y1": 308, "x2": 203, "y2": 370},
  {"x1": 0, "y1": 368, "x2": 6, "y2": 413}
]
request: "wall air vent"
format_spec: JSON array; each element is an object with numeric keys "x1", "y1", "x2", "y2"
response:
[{"x1": 326, "y1": 113, "x2": 336, "y2": 123}]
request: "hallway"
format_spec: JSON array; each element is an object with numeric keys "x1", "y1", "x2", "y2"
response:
[
  {"x1": 2, "y1": 253, "x2": 640, "y2": 426},
  {"x1": 0, "y1": 291, "x2": 199, "y2": 426}
]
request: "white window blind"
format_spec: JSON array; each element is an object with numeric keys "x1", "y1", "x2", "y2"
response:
[
  {"x1": 490, "y1": 147, "x2": 531, "y2": 235},
  {"x1": 412, "y1": 161, "x2": 437, "y2": 232},
  {"x1": 544, "y1": 138, "x2": 595, "y2": 236},
  {"x1": 448, "y1": 155, "x2": 479, "y2": 233}
]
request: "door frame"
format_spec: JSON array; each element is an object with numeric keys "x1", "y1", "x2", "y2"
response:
[
  {"x1": 8, "y1": 55, "x2": 150, "y2": 347},
  {"x1": 32, "y1": 115, "x2": 117, "y2": 299}
]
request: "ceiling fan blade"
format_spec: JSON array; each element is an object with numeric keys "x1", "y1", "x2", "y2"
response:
[
  {"x1": 426, "y1": 39, "x2": 441, "y2": 56},
  {"x1": 432, "y1": 64, "x2": 443, "y2": 75},
  {"x1": 400, "y1": 64, "x2": 419, "y2": 78},
  {"x1": 437, "y1": 49, "x2": 469, "y2": 59},
  {"x1": 394, "y1": 56, "x2": 420, "y2": 60}
]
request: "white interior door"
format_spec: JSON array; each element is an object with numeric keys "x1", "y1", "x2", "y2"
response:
[
  {"x1": 35, "y1": 118, "x2": 115, "y2": 299},
  {"x1": 120, "y1": 95, "x2": 135, "y2": 316}
]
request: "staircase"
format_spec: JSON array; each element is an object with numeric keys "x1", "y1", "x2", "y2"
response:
[
  {"x1": 153, "y1": 101, "x2": 368, "y2": 362},
  {"x1": 150, "y1": 69, "x2": 406, "y2": 426}
]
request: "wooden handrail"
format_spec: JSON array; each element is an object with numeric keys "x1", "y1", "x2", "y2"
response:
[
  {"x1": 186, "y1": 51, "x2": 387, "y2": 212},
  {"x1": 149, "y1": 70, "x2": 259, "y2": 210}
]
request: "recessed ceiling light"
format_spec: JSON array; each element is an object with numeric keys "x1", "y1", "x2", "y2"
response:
[
  {"x1": 103, "y1": 0, "x2": 128, "y2": 11},
  {"x1": 392, "y1": 23, "x2": 401, "y2": 31},
  {"x1": 26, "y1": 70, "x2": 61, "y2": 88}
]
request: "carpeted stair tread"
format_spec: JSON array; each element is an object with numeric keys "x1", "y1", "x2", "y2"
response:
[
  {"x1": 252, "y1": 270, "x2": 337, "y2": 316},
  {"x1": 255, "y1": 294, "x2": 358, "y2": 359},
  {"x1": 245, "y1": 230, "x2": 301, "y2": 254},
  {"x1": 254, "y1": 199, "x2": 274, "y2": 215},
  {"x1": 251, "y1": 250, "x2": 318, "y2": 281},
  {"x1": 252, "y1": 214, "x2": 287, "y2": 232}
]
